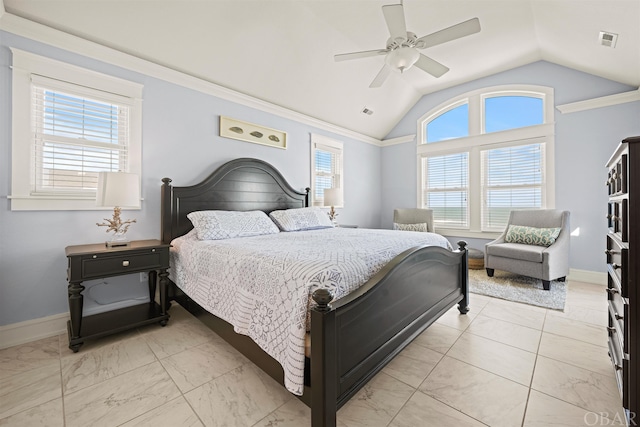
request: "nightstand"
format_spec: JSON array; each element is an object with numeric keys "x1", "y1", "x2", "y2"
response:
[{"x1": 65, "y1": 239, "x2": 171, "y2": 352}]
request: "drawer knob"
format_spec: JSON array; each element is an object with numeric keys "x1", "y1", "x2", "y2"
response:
[
  {"x1": 606, "y1": 288, "x2": 619, "y2": 295},
  {"x1": 605, "y1": 249, "x2": 619, "y2": 255},
  {"x1": 122, "y1": 260, "x2": 130, "y2": 267},
  {"x1": 612, "y1": 263, "x2": 621, "y2": 270},
  {"x1": 607, "y1": 326, "x2": 616, "y2": 333},
  {"x1": 614, "y1": 312, "x2": 623, "y2": 321},
  {"x1": 614, "y1": 363, "x2": 623, "y2": 371}
]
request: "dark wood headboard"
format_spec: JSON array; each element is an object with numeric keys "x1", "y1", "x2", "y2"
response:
[{"x1": 161, "y1": 158, "x2": 310, "y2": 244}]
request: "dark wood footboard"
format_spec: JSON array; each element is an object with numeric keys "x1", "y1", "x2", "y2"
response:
[
  {"x1": 169, "y1": 241, "x2": 468, "y2": 427},
  {"x1": 310, "y1": 241, "x2": 468, "y2": 427}
]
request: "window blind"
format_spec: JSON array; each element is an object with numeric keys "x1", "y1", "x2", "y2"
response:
[
  {"x1": 423, "y1": 152, "x2": 469, "y2": 228},
  {"x1": 481, "y1": 143, "x2": 545, "y2": 230},
  {"x1": 313, "y1": 144, "x2": 342, "y2": 206},
  {"x1": 31, "y1": 77, "x2": 131, "y2": 195}
]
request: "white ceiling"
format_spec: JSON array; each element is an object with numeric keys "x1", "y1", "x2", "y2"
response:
[{"x1": 3, "y1": 0, "x2": 639, "y2": 140}]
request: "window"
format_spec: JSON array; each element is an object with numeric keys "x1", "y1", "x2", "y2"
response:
[
  {"x1": 32, "y1": 77, "x2": 130, "y2": 195},
  {"x1": 426, "y1": 102, "x2": 469, "y2": 143},
  {"x1": 481, "y1": 143, "x2": 544, "y2": 229},
  {"x1": 484, "y1": 95, "x2": 543, "y2": 133},
  {"x1": 422, "y1": 153, "x2": 468, "y2": 227},
  {"x1": 310, "y1": 134, "x2": 343, "y2": 207},
  {"x1": 417, "y1": 86, "x2": 554, "y2": 236},
  {"x1": 10, "y1": 49, "x2": 143, "y2": 210}
]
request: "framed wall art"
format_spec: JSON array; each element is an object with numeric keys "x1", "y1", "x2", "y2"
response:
[{"x1": 219, "y1": 116, "x2": 287, "y2": 149}]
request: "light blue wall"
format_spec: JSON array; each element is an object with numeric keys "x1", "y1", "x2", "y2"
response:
[
  {"x1": 1, "y1": 31, "x2": 638, "y2": 328},
  {"x1": 0, "y1": 32, "x2": 381, "y2": 326},
  {"x1": 381, "y1": 61, "x2": 640, "y2": 272}
]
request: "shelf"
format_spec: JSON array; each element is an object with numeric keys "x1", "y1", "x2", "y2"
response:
[{"x1": 68, "y1": 302, "x2": 168, "y2": 346}]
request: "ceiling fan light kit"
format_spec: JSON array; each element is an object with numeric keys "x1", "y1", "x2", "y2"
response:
[
  {"x1": 385, "y1": 46, "x2": 420, "y2": 72},
  {"x1": 334, "y1": 3, "x2": 481, "y2": 88}
]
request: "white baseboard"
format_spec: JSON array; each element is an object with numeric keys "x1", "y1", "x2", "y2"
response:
[
  {"x1": 567, "y1": 268, "x2": 607, "y2": 286},
  {"x1": 0, "y1": 312, "x2": 69, "y2": 350}
]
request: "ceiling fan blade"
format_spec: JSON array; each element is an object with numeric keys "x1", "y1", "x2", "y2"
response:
[
  {"x1": 416, "y1": 18, "x2": 481, "y2": 49},
  {"x1": 334, "y1": 49, "x2": 388, "y2": 62},
  {"x1": 414, "y1": 54, "x2": 449, "y2": 78},
  {"x1": 369, "y1": 65, "x2": 391, "y2": 88},
  {"x1": 382, "y1": 4, "x2": 407, "y2": 43}
]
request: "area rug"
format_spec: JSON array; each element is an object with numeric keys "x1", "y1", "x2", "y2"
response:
[{"x1": 468, "y1": 269, "x2": 566, "y2": 311}]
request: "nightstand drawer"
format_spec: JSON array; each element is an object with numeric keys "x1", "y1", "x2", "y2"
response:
[{"x1": 82, "y1": 252, "x2": 162, "y2": 279}]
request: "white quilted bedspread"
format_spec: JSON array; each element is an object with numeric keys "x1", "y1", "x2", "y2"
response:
[{"x1": 170, "y1": 227, "x2": 452, "y2": 395}]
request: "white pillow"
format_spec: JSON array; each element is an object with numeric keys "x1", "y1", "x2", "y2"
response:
[
  {"x1": 269, "y1": 207, "x2": 334, "y2": 232},
  {"x1": 187, "y1": 210, "x2": 279, "y2": 240},
  {"x1": 393, "y1": 222, "x2": 428, "y2": 232}
]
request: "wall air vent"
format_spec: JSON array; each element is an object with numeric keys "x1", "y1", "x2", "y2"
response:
[{"x1": 599, "y1": 31, "x2": 618, "y2": 48}]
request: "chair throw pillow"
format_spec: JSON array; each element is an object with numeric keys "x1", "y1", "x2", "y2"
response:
[
  {"x1": 393, "y1": 222, "x2": 429, "y2": 232},
  {"x1": 505, "y1": 225, "x2": 561, "y2": 247}
]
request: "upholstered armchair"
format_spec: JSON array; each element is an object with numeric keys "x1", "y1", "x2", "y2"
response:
[
  {"x1": 485, "y1": 209, "x2": 570, "y2": 290},
  {"x1": 393, "y1": 208, "x2": 434, "y2": 232}
]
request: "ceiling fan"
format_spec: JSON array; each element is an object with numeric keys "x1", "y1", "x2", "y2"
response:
[{"x1": 334, "y1": 3, "x2": 481, "y2": 88}]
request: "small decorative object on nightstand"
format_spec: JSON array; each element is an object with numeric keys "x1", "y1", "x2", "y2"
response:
[
  {"x1": 324, "y1": 188, "x2": 343, "y2": 225},
  {"x1": 96, "y1": 172, "x2": 140, "y2": 247},
  {"x1": 65, "y1": 239, "x2": 170, "y2": 352}
]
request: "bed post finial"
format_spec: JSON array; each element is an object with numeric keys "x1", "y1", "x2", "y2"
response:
[
  {"x1": 312, "y1": 288, "x2": 333, "y2": 312},
  {"x1": 457, "y1": 240, "x2": 467, "y2": 251},
  {"x1": 161, "y1": 178, "x2": 173, "y2": 245}
]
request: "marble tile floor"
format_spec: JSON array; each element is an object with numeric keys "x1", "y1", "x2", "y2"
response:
[{"x1": 0, "y1": 279, "x2": 625, "y2": 427}]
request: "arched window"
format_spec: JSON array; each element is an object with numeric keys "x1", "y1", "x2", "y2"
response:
[
  {"x1": 417, "y1": 85, "x2": 555, "y2": 236},
  {"x1": 426, "y1": 102, "x2": 469, "y2": 143}
]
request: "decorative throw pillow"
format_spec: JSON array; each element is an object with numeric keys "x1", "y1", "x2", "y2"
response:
[
  {"x1": 187, "y1": 210, "x2": 279, "y2": 240},
  {"x1": 269, "y1": 207, "x2": 334, "y2": 232},
  {"x1": 505, "y1": 225, "x2": 561, "y2": 247},
  {"x1": 393, "y1": 222, "x2": 428, "y2": 232}
]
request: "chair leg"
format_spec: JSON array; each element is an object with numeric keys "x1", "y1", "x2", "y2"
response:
[
  {"x1": 486, "y1": 268, "x2": 494, "y2": 277},
  {"x1": 542, "y1": 280, "x2": 550, "y2": 291}
]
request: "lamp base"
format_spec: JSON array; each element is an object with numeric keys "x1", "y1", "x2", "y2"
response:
[
  {"x1": 105, "y1": 230, "x2": 131, "y2": 248},
  {"x1": 105, "y1": 240, "x2": 131, "y2": 248}
]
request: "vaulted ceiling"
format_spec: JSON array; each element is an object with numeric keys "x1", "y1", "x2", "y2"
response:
[{"x1": 3, "y1": 0, "x2": 639, "y2": 140}]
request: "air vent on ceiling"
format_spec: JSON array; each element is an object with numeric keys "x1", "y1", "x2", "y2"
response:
[
  {"x1": 599, "y1": 31, "x2": 618, "y2": 48},
  {"x1": 362, "y1": 107, "x2": 374, "y2": 116}
]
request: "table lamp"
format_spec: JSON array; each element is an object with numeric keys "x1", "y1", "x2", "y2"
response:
[
  {"x1": 323, "y1": 188, "x2": 343, "y2": 225},
  {"x1": 96, "y1": 172, "x2": 140, "y2": 247}
]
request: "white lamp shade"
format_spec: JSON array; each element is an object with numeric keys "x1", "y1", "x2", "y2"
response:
[
  {"x1": 323, "y1": 188, "x2": 343, "y2": 207},
  {"x1": 96, "y1": 172, "x2": 141, "y2": 208}
]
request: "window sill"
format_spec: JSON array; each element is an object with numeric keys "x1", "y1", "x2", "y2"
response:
[{"x1": 9, "y1": 196, "x2": 142, "y2": 211}]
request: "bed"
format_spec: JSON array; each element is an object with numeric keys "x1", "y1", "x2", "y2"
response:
[{"x1": 161, "y1": 157, "x2": 469, "y2": 427}]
